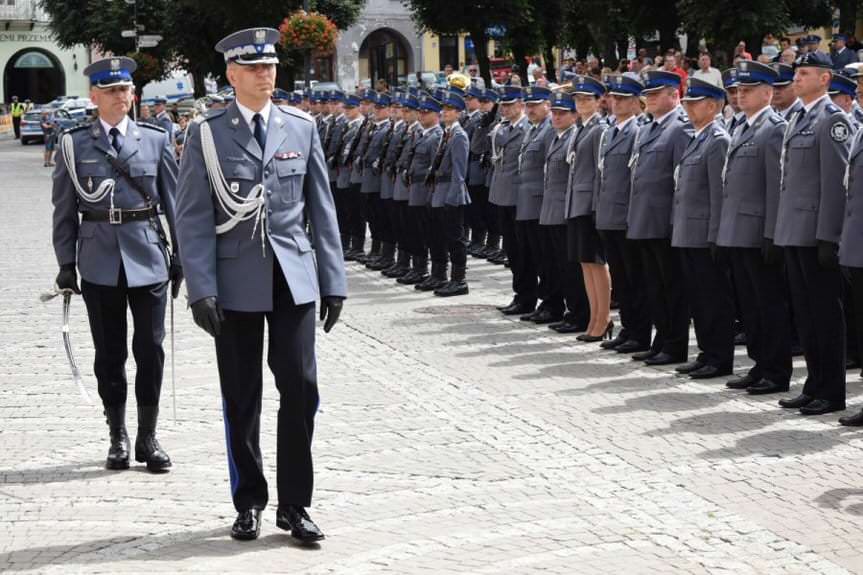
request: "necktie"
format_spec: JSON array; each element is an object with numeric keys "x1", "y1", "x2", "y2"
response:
[
  {"x1": 109, "y1": 127, "x2": 123, "y2": 154},
  {"x1": 611, "y1": 127, "x2": 619, "y2": 140},
  {"x1": 253, "y1": 113, "x2": 267, "y2": 152},
  {"x1": 739, "y1": 122, "x2": 750, "y2": 136}
]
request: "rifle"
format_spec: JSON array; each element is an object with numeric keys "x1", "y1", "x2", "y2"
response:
[
  {"x1": 376, "y1": 122, "x2": 397, "y2": 176},
  {"x1": 343, "y1": 117, "x2": 369, "y2": 167},
  {"x1": 424, "y1": 128, "x2": 450, "y2": 187},
  {"x1": 389, "y1": 128, "x2": 411, "y2": 179},
  {"x1": 402, "y1": 130, "x2": 421, "y2": 187}
]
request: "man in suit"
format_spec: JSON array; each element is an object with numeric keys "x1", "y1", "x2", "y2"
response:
[
  {"x1": 359, "y1": 94, "x2": 392, "y2": 269},
  {"x1": 152, "y1": 97, "x2": 175, "y2": 142},
  {"x1": 595, "y1": 73, "x2": 652, "y2": 353},
  {"x1": 175, "y1": 27, "x2": 347, "y2": 542},
  {"x1": 775, "y1": 51, "x2": 852, "y2": 415},
  {"x1": 718, "y1": 61, "x2": 792, "y2": 395},
  {"x1": 673, "y1": 77, "x2": 734, "y2": 379},
  {"x1": 52, "y1": 57, "x2": 181, "y2": 473},
  {"x1": 490, "y1": 87, "x2": 533, "y2": 315},
  {"x1": 429, "y1": 90, "x2": 472, "y2": 296},
  {"x1": 627, "y1": 70, "x2": 692, "y2": 365}
]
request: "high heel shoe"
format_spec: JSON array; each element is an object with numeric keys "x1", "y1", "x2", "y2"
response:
[{"x1": 579, "y1": 321, "x2": 614, "y2": 343}]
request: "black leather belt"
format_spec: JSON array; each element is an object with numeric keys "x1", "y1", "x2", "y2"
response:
[{"x1": 81, "y1": 207, "x2": 156, "y2": 224}]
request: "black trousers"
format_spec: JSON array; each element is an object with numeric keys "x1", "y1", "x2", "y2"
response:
[
  {"x1": 332, "y1": 182, "x2": 347, "y2": 241},
  {"x1": 728, "y1": 248, "x2": 792, "y2": 385},
  {"x1": 406, "y1": 205, "x2": 430, "y2": 260},
  {"x1": 81, "y1": 269, "x2": 167, "y2": 408},
  {"x1": 785, "y1": 247, "x2": 846, "y2": 402},
  {"x1": 500, "y1": 208, "x2": 537, "y2": 306},
  {"x1": 347, "y1": 183, "x2": 366, "y2": 243},
  {"x1": 679, "y1": 248, "x2": 734, "y2": 370},
  {"x1": 600, "y1": 229, "x2": 651, "y2": 345},
  {"x1": 467, "y1": 185, "x2": 488, "y2": 242},
  {"x1": 485, "y1": 190, "x2": 500, "y2": 241},
  {"x1": 12, "y1": 116, "x2": 20, "y2": 139},
  {"x1": 843, "y1": 272, "x2": 859, "y2": 363},
  {"x1": 546, "y1": 224, "x2": 589, "y2": 322},
  {"x1": 430, "y1": 205, "x2": 467, "y2": 273},
  {"x1": 634, "y1": 238, "x2": 689, "y2": 357},
  {"x1": 378, "y1": 197, "x2": 397, "y2": 245},
  {"x1": 215, "y1": 259, "x2": 318, "y2": 511},
  {"x1": 395, "y1": 200, "x2": 410, "y2": 252},
  {"x1": 361, "y1": 192, "x2": 381, "y2": 242},
  {"x1": 517, "y1": 219, "x2": 548, "y2": 306},
  {"x1": 847, "y1": 267, "x2": 863, "y2": 370}
]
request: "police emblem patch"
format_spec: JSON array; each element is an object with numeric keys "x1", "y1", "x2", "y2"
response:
[{"x1": 831, "y1": 122, "x2": 850, "y2": 143}]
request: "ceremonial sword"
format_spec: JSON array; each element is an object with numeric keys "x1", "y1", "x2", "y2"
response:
[{"x1": 39, "y1": 287, "x2": 93, "y2": 405}]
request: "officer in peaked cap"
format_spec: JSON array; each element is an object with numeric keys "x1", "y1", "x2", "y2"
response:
[
  {"x1": 289, "y1": 91, "x2": 302, "y2": 106},
  {"x1": 832, "y1": 33, "x2": 858, "y2": 70},
  {"x1": 771, "y1": 62, "x2": 802, "y2": 120},
  {"x1": 594, "y1": 73, "x2": 651, "y2": 353},
  {"x1": 462, "y1": 84, "x2": 487, "y2": 255},
  {"x1": 470, "y1": 87, "x2": 502, "y2": 260},
  {"x1": 673, "y1": 76, "x2": 735, "y2": 380},
  {"x1": 175, "y1": 27, "x2": 346, "y2": 542},
  {"x1": 52, "y1": 56, "x2": 182, "y2": 474},
  {"x1": 152, "y1": 96, "x2": 175, "y2": 142},
  {"x1": 842, "y1": 66, "x2": 863, "y2": 125},
  {"x1": 829, "y1": 68, "x2": 859, "y2": 118},
  {"x1": 774, "y1": 49, "x2": 852, "y2": 415},
  {"x1": 271, "y1": 88, "x2": 291, "y2": 104},
  {"x1": 722, "y1": 68, "x2": 745, "y2": 134},
  {"x1": 375, "y1": 92, "x2": 408, "y2": 274},
  {"x1": 358, "y1": 91, "x2": 393, "y2": 269},
  {"x1": 628, "y1": 68, "x2": 692, "y2": 366},
  {"x1": 335, "y1": 93, "x2": 365, "y2": 254}
]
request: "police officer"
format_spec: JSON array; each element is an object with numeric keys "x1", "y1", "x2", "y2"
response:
[
  {"x1": 771, "y1": 62, "x2": 803, "y2": 120},
  {"x1": 374, "y1": 93, "x2": 408, "y2": 272},
  {"x1": 722, "y1": 68, "x2": 744, "y2": 134},
  {"x1": 829, "y1": 69, "x2": 858, "y2": 118},
  {"x1": 336, "y1": 94, "x2": 365, "y2": 259},
  {"x1": 152, "y1": 97, "x2": 175, "y2": 141},
  {"x1": 175, "y1": 27, "x2": 347, "y2": 542},
  {"x1": 775, "y1": 51, "x2": 852, "y2": 415},
  {"x1": 473, "y1": 89, "x2": 503, "y2": 260},
  {"x1": 627, "y1": 69, "x2": 692, "y2": 365},
  {"x1": 429, "y1": 90, "x2": 471, "y2": 296},
  {"x1": 595, "y1": 74, "x2": 652, "y2": 353},
  {"x1": 348, "y1": 91, "x2": 375, "y2": 260},
  {"x1": 718, "y1": 60, "x2": 792, "y2": 395},
  {"x1": 359, "y1": 93, "x2": 392, "y2": 268},
  {"x1": 51, "y1": 56, "x2": 181, "y2": 473},
  {"x1": 10, "y1": 95, "x2": 24, "y2": 139},
  {"x1": 673, "y1": 76, "x2": 734, "y2": 379},
  {"x1": 324, "y1": 91, "x2": 347, "y2": 250},
  {"x1": 463, "y1": 86, "x2": 487, "y2": 255},
  {"x1": 831, "y1": 33, "x2": 858, "y2": 70}
]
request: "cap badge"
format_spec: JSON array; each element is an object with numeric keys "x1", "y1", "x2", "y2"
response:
[{"x1": 110, "y1": 59, "x2": 120, "y2": 71}]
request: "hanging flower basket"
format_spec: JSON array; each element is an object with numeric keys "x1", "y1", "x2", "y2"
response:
[{"x1": 279, "y1": 11, "x2": 338, "y2": 53}]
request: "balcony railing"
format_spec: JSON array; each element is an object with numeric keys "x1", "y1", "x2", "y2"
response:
[{"x1": 0, "y1": 0, "x2": 50, "y2": 23}]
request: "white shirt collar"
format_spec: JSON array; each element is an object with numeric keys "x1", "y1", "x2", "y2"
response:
[
  {"x1": 580, "y1": 112, "x2": 600, "y2": 127},
  {"x1": 422, "y1": 124, "x2": 439, "y2": 136},
  {"x1": 374, "y1": 118, "x2": 389, "y2": 127},
  {"x1": 804, "y1": 93, "x2": 830, "y2": 113},
  {"x1": 614, "y1": 115, "x2": 637, "y2": 131},
  {"x1": 746, "y1": 105, "x2": 773, "y2": 124},
  {"x1": 348, "y1": 116, "x2": 363, "y2": 127},
  {"x1": 99, "y1": 114, "x2": 129, "y2": 137},
  {"x1": 556, "y1": 124, "x2": 574, "y2": 138},
  {"x1": 652, "y1": 106, "x2": 677, "y2": 126},
  {"x1": 694, "y1": 119, "x2": 716, "y2": 138},
  {"x1": 409, "y1": 120, "x2": 421, "y2": 131},
  {"x1": 445, "y1": 121, "x2": 461, "y2": 133},
  {"x1": 235, "y1": 99, "x2": 272, "y2": 131}
]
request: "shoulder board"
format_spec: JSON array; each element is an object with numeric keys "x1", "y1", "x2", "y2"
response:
[
  {"x1": 768, "y1": 115, "x2": 784, "y2": 125},
  {"x1": 825, "y1": 103, "x2": 842, "y2": 115},
  {"x1": 62, "y1": 124, "x2": 89, "y2": 137},
  {"x1": 713, "y1": 129, "x2": 725, "y2": 137},
  {"x1": 137, "y1": 121, "x2": 165, "y2": 133},
  {"x1": 278, "y1": 105, "x2": 313, "y2": 123},
  {"x1": 202, "y1": 108, "x2": 227, "y2": 122}
]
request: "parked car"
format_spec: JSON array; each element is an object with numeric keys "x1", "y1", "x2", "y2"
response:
[
  {"x1": 311, "y1": 82, "x2": 341, "y2": 94},
  {"x1": 19, "y1": 111, "x2": 45, "y2": 145},
  {"x1": 59, "y1": 97, "x2": 92, "y2": 111}
]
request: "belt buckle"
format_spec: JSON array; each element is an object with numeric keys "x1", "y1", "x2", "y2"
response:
[{"x1": 109, "y1": 208, "x2": 123, "y2": 225}]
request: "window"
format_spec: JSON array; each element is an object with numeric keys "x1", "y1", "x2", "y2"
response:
[
  {"x1": 14, "y1": 52, "x2": 54, "y2": 69},
  {"x1": 439, "y1": 35, "x2": 459, "y2": 71}
]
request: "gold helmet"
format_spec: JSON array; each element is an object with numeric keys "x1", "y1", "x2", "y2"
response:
[{"x1": 447, "y1": 72, "x2": 471, "y2": 91}]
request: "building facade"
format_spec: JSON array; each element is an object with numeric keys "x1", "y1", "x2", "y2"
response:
[{"x1": 0, "y1": 0, "x2": 90, "y2": 104}]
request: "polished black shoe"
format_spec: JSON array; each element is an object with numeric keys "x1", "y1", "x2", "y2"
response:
[
  {"x1": 502, "y1": 303, "x2": 536, "y2": 316},
  {"x1": 733, "y1": 332, "x2": 747, "y2": 346},
  {"x1": 725, "y1": 373, "x2": 759, "y2": 389},
  {"x1": 478, "y1": 246, "x2": 498, "y2": 259},
  {"x1": 778, "y1": 393, "x2": 814, "y2": 409},
  {"x1": 689, "y1": 365, "x2": 732, "y2": 380},
  {"x1": 416, "y1": 276, "x2": 447, "y2": 291},
  {"x1": 745, "y1": 379, "x2": 789, "y2": 395},
  {"x1": 675, "y1": 360, "x2": 705, "y2": 374},
  {"x1": 550, "y1": 321, "x2": 589, "y2": 334},
  {"x1": 383, "y1": 265, "x2": 409, "y2": 278},
  {"x1": 615, "y1": 340, "x2": 650, "y2": 354},
  {"x1": 578, "y1": 321, "x2": 614, "y2": 343},
  {"x1": 276, "y1": 506, "x2": 325, "y2": 543},
  {"x1": 104, "y1": 405, "x2": 130, "y2": 470},
  {"x1": 135, "y1": 406, "x2": 171, "y2": 472},
  {"x1": 799, "y1": 399, "x2": 845, "y2": 416},
  {"x1": 600, "y1": 333, "x2": 628, "y2": 350},
  {"x1": 530, "y1": 309, "x2": 563, "y2": 324},
  {"x1": 368, "y1": 257, "x2": 393, "y2": 271},
  {"x1": 231, "y1": 509, "x2": 262, "y2": 541},
  {"x1": 497, "y1": 297, "x2": 518, "y2": 312},
  {"x1": 488, "y1": 252, "x2": 507, "y2": 265},
  {"x1": 434, "y1": 281, "x2": 469, "y2": 297},
  {"x1": 838, "y1": 410, "x2": 863, "y2": 426},
  {"x1": 520, "y1": 310, "x2": 540, "y2": 321},
  {"x1": 631, "y1": 349, "x2": 659, "y2": 361},
  {"x1": 397, "y1": 270, "x2": 426, "y2": 285},
  {"x1": 643, "y1": 352, "x2": 686, "y2": 366}
]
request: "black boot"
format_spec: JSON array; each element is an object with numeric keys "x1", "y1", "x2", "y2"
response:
[
  {"x1": 135, "y1": 405, "x2": 172, "y2": 472},
  {"x1": 359, "y1": 239, "x2": 381, "y2": 264},
  {"x1": 104, "y1": 405, "x2": 130, "y2": 470},
  {"x1": 468, "y1": 230, "x2": 487, "y2": 257},
  {"x1": 345, "y1": 236, "x2": 364, "y2": 261},
  {"x1": 383, "y1": 249, "x2": 411, "y2": 277},
  {"x1": 369, "y1": 242, "x2": 395, "y2": 270},
  {"x1": 416, "y1": 262, "x2": 448, "y2": 291},
  {"x1": 435, "y1": 263, "x2": 469, "y2": 297},
  {"x1": 398, "y1": 256, "x2": 428, "y2": 284}
]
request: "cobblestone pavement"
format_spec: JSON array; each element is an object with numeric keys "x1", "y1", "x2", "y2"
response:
[{"x1": 2, "y1": 137, "x2": 863, "y2": 574}]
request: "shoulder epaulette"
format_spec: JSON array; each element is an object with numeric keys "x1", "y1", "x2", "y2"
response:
[
  {"x1": 826, "y1": 102, "x2": 842, "y2": 115},
  {"x1": 203, "y1": 108, "x2": 227, "y2": 122},
  {"x1": 768, "y1": 114, "x2": 785, "y2": 125},
  {"x1": 278, "y1": 104, "x2": 313, "y2": 123},
  {"x1": 137, "y1": 121, "x2": 165, "y2": 133},
  {"x1": 713, "y1": 128, "x2": 725, "y2": 137},
  {"x1": 62, "y1": 124, "x2": 89, "y2": 137}
]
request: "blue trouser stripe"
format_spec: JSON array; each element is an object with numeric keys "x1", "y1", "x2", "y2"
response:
[{"x1": 222, "y1": 398, "x2": 240, "y2": 496}]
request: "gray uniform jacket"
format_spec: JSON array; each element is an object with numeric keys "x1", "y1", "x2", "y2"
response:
[
  {"x1": 564, "y1": 114, "x2": 603, "y2": 219},
  {"x1": 408, "y1": 125, "x2": 443, "y2": 207},
  {"x1": 336, "y1": 117, "x2": 363, "y2": 189},
  {"x1": 350, "y1": 116, "x2": 372, "y2": 184},
  {"x1": 379, "y1": 120, "x2": 406, "y2": 200},
  {"x1": 716, "y1": 108, "x2": 785, "y2": 248},
  {"x1": 539, "y1": 125, "x2": 574, "y2": 226},
  {"x1": 175, "y1": 102, "x2": 347, "y2": 312},
  {"x1": 52, "y1": 120, "x2": 178, "y2": 288},
  {"x1": 516, "y1": 117, "x2": 553, "y2": 221},
  {"x1": 671, "y1": 121, "x2": 730, "y2": 248},
  {"x1": 463, "y1": 110, "x2": 485, "y2": 186},
  {"x1": 595, "y1": 116, "x2": 638, "y2": 231},
  {"x1": 360, "y1": 119, "x2": 392, "y2": 195},
  {"x1": 489, "y1": 115, "x2": 529, "y2": 207},
  {"x1": 393, "y1": 122, "x2": 421, "y2": 202},
  {"x1": 432, "y1": 123, "x2": 471, "y2": 208},
  {"x1": 841, "y1": 129, "x2": 863, "y2": 267},
  {"x1": 627, "y1": 106, "x2": 692, "y2": 240},
  {"x1": 155, "y1": 110, "x2": 174, "y2": 142},
  {"x1": 777, "y1": 99, "x2": 803, "y2": 122},
  {"x1": 324, "y1": 114, "x2": 346, "y2": 182},
  {"x1": 775, "y1": 96, "x2": 852, "y2": 247}
]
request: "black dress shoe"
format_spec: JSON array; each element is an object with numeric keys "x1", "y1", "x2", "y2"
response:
[
  {"x1": 231, "y1": 509, "x2": 262, "y2": 541},
  {"x1": 520, "y1": 310, "x2": 540, "y2": 321},
  {"x1": 838, "y1": 410, "x2": 863, "y2": 426},
  {"x1": 550, "y1": 321, "x2": 589, "y2": 334},
  {"x1": 615, "y1": 340, "x2": 650, "y2": 354},
  {"x1": 496, "y1": 298, "x2": 518, "y2": 312},
  {"x1": 725, "y1": 373, "x2": 758, "y2": 389},
  {"x1": 778, "y1": 393, "x2": 813, "y2": 409},
  {"x1": 689, "y1": 365, "x2": 732, "y2": 380},
  {"x1": 799, "y1": 399, "x2": 845, "y2": 416},
  {"x1": 643, "y1": 352, "x2": 686, "y2": 366},
  {"x1": 531, "y1": 309, "x2": 562, "y2": 324},
  {"x1": 631, "y1": 349, "x2": 659, "y2": 361},
  {"x1": 502, "y1": 303, "x2": 535, "y2": 316},
  {"x1": 276, "y1": 506, "x2": 325, "y2": 543},
  {"x1": 600, "y1": 334, "x2": 628, "y2": 350},
  {"x1": 746, "y1": 379, "x2": 790, "y2": 395},
  {"x1": 397, "y1": 270, "x2": 425, "y2": 285},
  {"x1": 416, "y1": 277, "x2": 447, "y2": 291},
  {"x1": 434, "y1": 281, "x2": 469, "y2": 297},
  {"x1": 675, "y1": 360, "x2": 705, "y2": 374}
]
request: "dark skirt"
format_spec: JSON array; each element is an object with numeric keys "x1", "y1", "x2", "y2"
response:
[{"x1": 567, "y1": 215, "x2": 605, "y2": 264}]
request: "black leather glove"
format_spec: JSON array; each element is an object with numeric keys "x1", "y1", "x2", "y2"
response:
[
  {"x1": 320, "y1": 296, "x2": 344, "y2": 333},
  {"x1": 169, "y1": 257, "x2": 183, "y2": 299},
  {"x1": 817, "y1": 240, "x2": 839, "y2": 270},
  {"x1": 55, "y1": 263, "x2": 80, "y2": 294},
  {"x1": 191, "y1": 296, "x2": 224, "y2": 337},
  {"x1": 761, "y1": 238, "x2": 781, "y2": 266}
]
